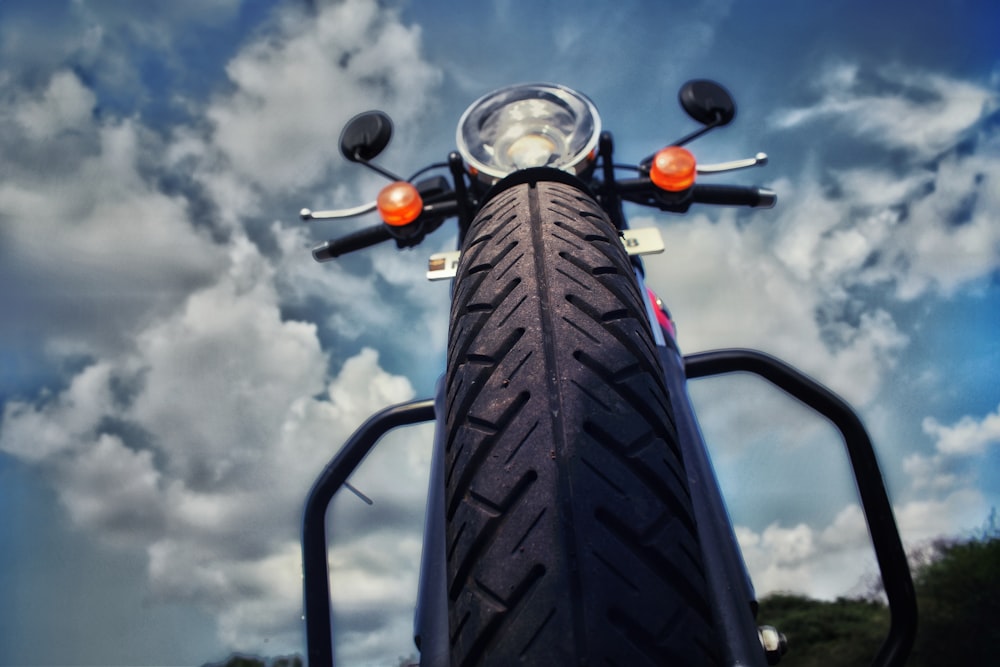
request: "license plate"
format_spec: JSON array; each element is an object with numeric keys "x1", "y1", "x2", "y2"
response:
[
  {"x1": 426, "y1": 251, "x2": 462, "y2": 281},
  {"x1": 427, "y1": 227, "x2": 664, "y2": 281}
]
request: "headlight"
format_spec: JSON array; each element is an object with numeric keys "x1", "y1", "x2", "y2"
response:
[{"x1": 457, "y1": 83, "x2": 601, "y2": 183}]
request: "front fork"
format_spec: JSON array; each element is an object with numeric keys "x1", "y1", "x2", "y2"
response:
[
  {"x1": 413, "y1": 380, "x2": 450, "y2": 667},
  {"x1": 657, "y1": 338, "x2": 767, "y2": 667},
  {"x1": 643, "y1": 275, "x2": 768, "y2": 667}
]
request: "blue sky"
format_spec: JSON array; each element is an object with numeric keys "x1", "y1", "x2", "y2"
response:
[{"x1": 1, "y1": 0, "x2": 998, "y2": 665}]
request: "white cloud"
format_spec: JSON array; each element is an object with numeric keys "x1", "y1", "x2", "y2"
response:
[
  {"x1": 644, "y1": 208, "x2": 908, "y2": 406},
  {"x1": 735, "y1": 519, "x2": 866, "y2": 600},
  {"x1": 902, "y1": 452, "x2": 965, "y2": 494},
  {"x1": 126, "y1": 235, "x2": 326, "y2": 491},
  {"x1": 894, "y1": 487, "x2": 988, "y2": 542},
  {"x1": 271, "y1": 222, "x2": 452, "y2": 360},
  {"x1": 327, "y1": 528, "x2": 428, "y2": 663},
  {"x1": 0, "y1": 3, "x2": 443, "y2": 657},
  {"x1": 147, "y1": 538, "x2": 307, "y2": 649},
  {"x1": 12, "y1": 70, "x2": 97, "y2": 140},
  {"x1": 58, "y1": 433, "x2": 166, "y2": 543},
  {"x1": 904, "y1": 403, "x2": 1000, "y2": 496},
  {"x1": 0, "y1": 242, "x2": 424, "y2": 654},
  {"x1": 766, "y1": 64, "x2": 1000, "y2": 301},
  {"x1": 894, "y1": 152, "x2": 1000, "y2": 298},
  {"x1": 205, "y1": 0, "x2": 442, "y2": 194},
  {"x1": 1, "y1": 137, "x2": 433, "y2": 655},
  {"x1": 0, "y1": 362, "x2": 116, "y2": 462},
  {"x1": 736, "y1": 488, "x2": 987, "y2": 600},
  {"x1": 775, "y1": 152, "x2": 1000, "y2": 302},
  {"x1": 0, "y1": 70, "x2": 225, "y2": 357},
  {"x1": 772, "y1": 63, "x2": 997, "y2": 158},
  {"x1": 0, "y1": 0, "x2": 244, "y2": 125},
  {"x1": 271, "y1": 224, "x2": 405, "y2": 340},
  {"x1": 923, "y1": 402, "x2": 1000, "y2": 456},
  {"x1": 902, "y1": 403, "x2": 1000, "y2": 496}
]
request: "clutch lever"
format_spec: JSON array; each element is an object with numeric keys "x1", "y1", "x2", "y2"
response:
[{"x1": 300, "y1": 201, "x2": 377, "y2": 221}]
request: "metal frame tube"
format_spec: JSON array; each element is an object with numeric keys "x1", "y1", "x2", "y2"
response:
[
  {"x1": 302, "y1": 399, "x2": 435, "y2": 667},
  {"x1": 684, "y1": 349, "x2": 917, "y2": 667}
]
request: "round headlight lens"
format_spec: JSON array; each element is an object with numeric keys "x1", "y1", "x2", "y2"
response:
[{"x1": 457, "y1": 83, "x2": 601, "y2": 181}]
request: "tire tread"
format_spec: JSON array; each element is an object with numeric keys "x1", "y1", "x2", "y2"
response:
[{"x1": 444, "y1": 180, "x2": 717, "y2": 666}]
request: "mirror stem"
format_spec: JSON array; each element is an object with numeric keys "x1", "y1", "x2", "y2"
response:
[
  {"x1": 671, "y1": 115, "x2": 723, "y2": 148},
  {"x1": 356, "y1": 154, "x2": 406, "y2": 182},
  {"x1": 639, "y1": 115, "x2": 725, "y2": 169}
]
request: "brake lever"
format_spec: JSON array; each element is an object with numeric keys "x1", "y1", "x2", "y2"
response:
[{"x1": 696, "y1": 152, "x2": 768, "y2": 174}]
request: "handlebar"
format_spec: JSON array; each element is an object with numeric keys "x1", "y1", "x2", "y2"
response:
[
  {"x1": 692, "y1": 183, "x2": 776, "y2": 208},
  {"x1": 312, "y1": 224, "x2": 392, "y2": 262},
  {"x1": 308, "y1": 176, "x2": 775, "y2": 262},
  {"x1": 614, "y1": 178, "x2": 776, "y2": 211}
]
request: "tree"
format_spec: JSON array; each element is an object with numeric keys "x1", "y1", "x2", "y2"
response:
[
  {"x1": 909, "y1": 533, "x2": 1000, "y2": 666},
  {"x1": 756, "y1": 527, "x2": 999, "y2": 666}
]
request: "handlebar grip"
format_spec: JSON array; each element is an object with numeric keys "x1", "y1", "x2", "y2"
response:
[
  {"x1": 312, "y1": 224, "x2": 392, "y2": 262},
  {"x1": 692, "y1": 184, "x2": 777, "y2": 208}
]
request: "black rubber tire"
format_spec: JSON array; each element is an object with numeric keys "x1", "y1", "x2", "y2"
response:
[{"x1": 443, "y1": 180, "x2": 719, "y2": 666}]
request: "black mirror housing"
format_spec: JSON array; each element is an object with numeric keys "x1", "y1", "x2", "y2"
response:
[
  {"x1": 679, "y1": 80, "x2": 736, "y2": 127},
  {"x1": 340, "y1": 110, "x2": 394, "y2": 162}
]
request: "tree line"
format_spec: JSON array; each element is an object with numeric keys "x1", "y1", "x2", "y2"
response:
[{"x1": 756, "y1": 524, "x2": 999, "y2": 666}]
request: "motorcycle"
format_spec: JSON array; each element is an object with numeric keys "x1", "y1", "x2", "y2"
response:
[{"x1": 299, "y1": 81, "x2": 917, "y2": 666}]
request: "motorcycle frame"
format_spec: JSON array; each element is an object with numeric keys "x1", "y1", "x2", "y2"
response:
[{"x1": 301, "y1": 132, "x2": 917, "y2": 667}]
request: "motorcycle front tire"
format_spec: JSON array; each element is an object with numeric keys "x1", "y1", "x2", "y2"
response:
[{"x1": 443, "y1": 178, "x2": 719, "y2": 666}]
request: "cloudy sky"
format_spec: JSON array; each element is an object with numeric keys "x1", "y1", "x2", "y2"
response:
[{"x1": 1, "y1": 0, "x2": 998, "y2": 665}]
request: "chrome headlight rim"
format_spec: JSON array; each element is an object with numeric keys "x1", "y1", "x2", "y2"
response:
[{"x1": 456, "y1": 82, "x2": 602, "y2": 183}]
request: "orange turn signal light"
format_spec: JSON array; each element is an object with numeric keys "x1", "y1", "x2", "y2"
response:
[
  {"x1": 650, "y1": 146, "x2": 696, "y2": 192},
  {"x1": 377, "y1": 181, "x2": 423, "y2": 226}
]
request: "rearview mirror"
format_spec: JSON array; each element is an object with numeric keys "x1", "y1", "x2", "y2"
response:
[
  {"x1": 339, "y1": 110, "x2": 394, "y2": 162},
  {"x1": 679, "y1": 80, "x2": 736, "y2": 127}
]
